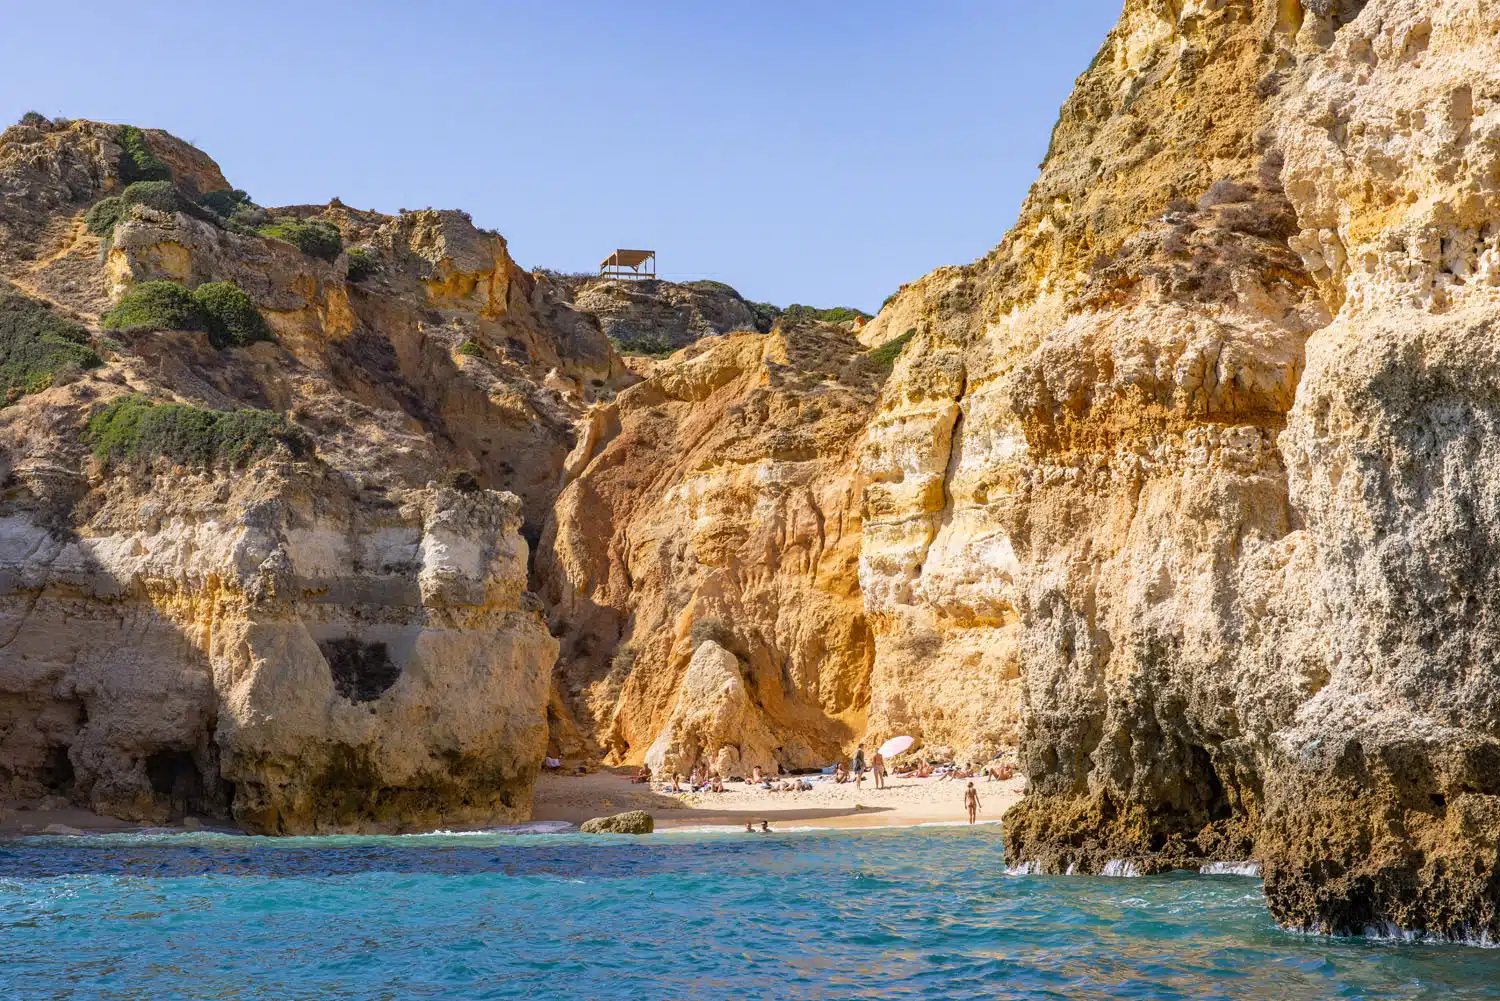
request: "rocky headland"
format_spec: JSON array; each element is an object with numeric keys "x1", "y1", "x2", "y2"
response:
[{"x1": 3, "y1": 0, "x2": 1500, "y2": 943}]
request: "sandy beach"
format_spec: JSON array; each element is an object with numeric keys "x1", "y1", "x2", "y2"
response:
[
  {"x1": 532, "y1": 770, "x2": 1025, "y2": 830},
  {"x1": 0, "y1": 773, "x2": 1024, "y2": 836}
]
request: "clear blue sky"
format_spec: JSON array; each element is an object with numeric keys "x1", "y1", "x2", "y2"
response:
[{"x1": 4, "y1": 1, "x2": 1122, "y2": 311}]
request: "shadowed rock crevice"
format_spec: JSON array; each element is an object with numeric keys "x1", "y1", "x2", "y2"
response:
[{"x1": 321, "y1": 638, "x2": 401, "y2": 703}]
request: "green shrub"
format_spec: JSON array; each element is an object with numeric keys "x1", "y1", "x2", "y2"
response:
[
  {"x1": 748, "y1": 301, "x2": 781, "y2": 334},
  {"x1": 258, "y1": 217, "x2": 343, "y2": 262},
  {"x1": 867, "y1": 328, "x2": 917, "y2": 371},
  {"x1": 101, "y1": 281, "x2": 203, "y2": 333},
  {"x1": 20, "y1": 111, "x2": 49, "y2": 128},
  {"x1": 607, "y1": 335, "x2": 674, "y2": 359},
  {"x1": 230, "y1": 203, "x2": 267, "y2": 227},
  {"x1": 781, "y1": 304, "x2": 872, "y2": 327},
  {"x1": 85, "y1": 196, "x2": 125, "y2": 237},
  {"x1": 115, "y1": 125, "x2": 171, "y2": 183},
  {"x1": 199, "y1": 188, "x2": 252, "y2": 218},
  {"x1": 88, "y1": 182, "x2": 209, "y2": 238},
  {"x1": 85, "y1": 395, "x2": 312, "y2": 469},
  {"x1": 345, "y1": 248, "x2": 376, "y2": 282},
  {"x1": 191, "y1": 282, "x2": 270, "y2": 349},
  {"x1": 0, "y1": 292, "x2": 102, "y2": 402},
  {"x1": 121, "y1": 179, "x2": 184, "y2": 213},
  {"x1": 102, "y1": 280, "x2": 271, "y2": 350},
  {"x1": 456, "y1": 340, "x2": 484, "y2": 358}
]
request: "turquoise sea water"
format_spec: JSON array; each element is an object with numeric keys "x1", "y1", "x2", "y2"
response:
[{"x1": 2, "y1": 824, "x2": 1496, "y2": 1000}]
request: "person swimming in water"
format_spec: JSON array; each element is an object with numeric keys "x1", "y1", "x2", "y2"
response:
[{"x1": 760, "y1": 820, "x2": 771, "y2": 833}]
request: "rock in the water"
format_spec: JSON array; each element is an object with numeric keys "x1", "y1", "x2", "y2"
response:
[{"x1": 579, "y1": 810, "x2": 654, "y2": 834}]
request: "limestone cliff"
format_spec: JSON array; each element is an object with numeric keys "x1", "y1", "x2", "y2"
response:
[
  {"x1": 537, "y1": 323, "x2": 881, "y2": 773},
  {"x1": 860, "y1": 0, "x2": 1500, "y2": 941},
  {"x1": 544, "y1": 274, "x2": 775, "y2": 356},
  {"x1": 0, "y1": 117, "x2": 603, "y2": 831},
  {"x1": 5, "y1": 0, "x2": 1500, "y2": 942}
]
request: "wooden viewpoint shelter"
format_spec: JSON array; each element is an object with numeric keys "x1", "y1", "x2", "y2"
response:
[{"x1": 600, "y1": 249, "x2": 657, "y2": 280}]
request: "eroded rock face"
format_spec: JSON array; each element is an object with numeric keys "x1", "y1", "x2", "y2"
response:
[
  {"x1": 1255, "y1": 0, "x2": 1500, "y2": 938},
  {"x1": 643, "y1": 640, "x2": 784, "y2": 780},
  {"x1": 0, "y1": 120, "x2": 591, "y2": 832},
  {"x1": 0, "y1": 466, "x2": 555, "y2": 833},
  {"x1": 873, "y1": 0, "x2": 1500, "y2": 941},
  {"x1": 538, "y1": 325, "x2": 880, "y2": 773},
  {"x1": 555, "y1": 276, "x2": 769, "y2": 354}
]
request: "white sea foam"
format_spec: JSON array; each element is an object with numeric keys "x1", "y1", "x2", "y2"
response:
[
  {"x1": 1199, "y1": 861, "x2": 1261, "y2": 877},
  {"x1": 1099, "y1": 860, "x2": 1142, "y2": 878},
  {"x1": 1005, "y1": 860, "x2": 1041, "y2": 876},
  {"x1": 1360, "y1": 923, "x2": 1500, "y2": 949},
  {"x1": 1281, "y1": 921, "x2": 1500, "y2": 949},
  {"x1": 407, "y1": 821, "x2": 576, "y2": 837}
]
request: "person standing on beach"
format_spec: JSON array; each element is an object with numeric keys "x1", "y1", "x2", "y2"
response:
[
  {"x1": 964, "y1": 781, "x2": 980, "y2": 824},
  {"x1": 853, "y1": 745, "x2": 866, "y2": 790},
  {"x1": 871, "y1": 750, "x2": 886, "y2": 790}
]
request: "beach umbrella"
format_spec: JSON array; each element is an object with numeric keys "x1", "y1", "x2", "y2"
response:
[{"x1": 878, "y1": 735, "x2": 915, "y2": 758}]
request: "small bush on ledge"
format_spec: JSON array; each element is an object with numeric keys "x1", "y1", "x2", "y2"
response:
[
  {"x1": 456, "y1": 340, "x2": 484, "y2": 358},
  {"x1": 0, "y1": 292, "x2": 102, "y2": 403},
  {"x1": 192, "y1": 282, "x2": 272, "y2": 349},
  {"x1": 102, "y1": 279, "x2": 272, "y2": 350},
  {"x1": 84, "y1": 196, "x2": 126, "y2": 237},
  {"x1": 102, "y1": 281, "x2": 204, "y2": 333},
  {"x1": 447, "y1": 468, "x2": 481, "y2": 492},
  {"x1": 198, "y1": 188, "x2": 253, "y2": 219},
  {"x1": 345, "y1": 247, "x2": 376, "y2": 282},
  {"x1": 88, "y1": 182, "x2": 218, "y2": 238},
  {"x1": 85, "y1": 395, "x2": 312, "y2": 469},
  {"x1": 867, "y1": 327, "x2": 916, "y2": 371},
  {"x1": 121, "y1": 180, "x2": 185, "y2": 214},
  {"x1": 258, "y1": 217, "x2": 343, "y2": 262}
]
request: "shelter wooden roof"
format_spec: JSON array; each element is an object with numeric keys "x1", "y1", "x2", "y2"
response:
[{"x1": 601, "y1": 249, "x2": 655, "y2": 269}]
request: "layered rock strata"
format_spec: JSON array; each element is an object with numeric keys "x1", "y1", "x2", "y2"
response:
[
  {"x1": 0, "y1": 119, "x2": 601, "y2": 831},
  {"x1": 538, "y1": 325, "x2": 881, "y2": 773},
  {"x1": 0, "y1": 466, "x2": 554, "y2": 833},
  {"x1": 545, "y1": 274, "x2": 774, "y2": 355},
  {"x1": 857, "y1": 0, "x2": 1500, "y2": 941}
]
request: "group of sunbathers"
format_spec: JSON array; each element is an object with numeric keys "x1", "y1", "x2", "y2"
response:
[
  {"x1": 748, "y1": 765, "x2": 814, "y2": 792},
  {"x1": 645, "y1": 761, "x2": 820, "y2": 795},
  {"x1": 634, "y1": 748, "x2": 1017, "y2": 793}
]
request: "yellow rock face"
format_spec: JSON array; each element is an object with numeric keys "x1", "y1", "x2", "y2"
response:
[
  {"x1": 0, "y1": 121, "x2": 627, "y2": 832},
  {"x1": 537, "y1": 326, "x2": 881, "y2": 770},
  {"x1": 0, "y1": 466, "x2": 556, "y2": 834},
  {"x1": 853, "y1": 0, "x2": 1500, "y2": 941}
]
